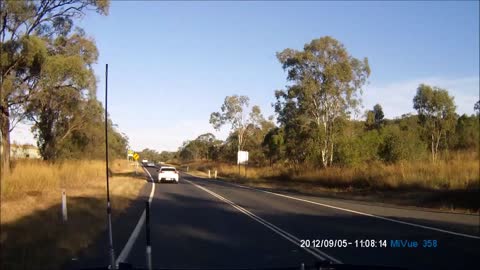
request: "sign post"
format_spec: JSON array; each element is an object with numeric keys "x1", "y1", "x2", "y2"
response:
[
  {"x1": 237, "y1": 151, "x2": 249, "y2": 178},
  {"x1": 133, "y1": 153, "x2": 139, "y2": 175}
]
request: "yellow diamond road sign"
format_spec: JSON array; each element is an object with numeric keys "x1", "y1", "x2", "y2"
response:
[{"x1": 133, "y1": 153, "x2": 139, "y2": 161}]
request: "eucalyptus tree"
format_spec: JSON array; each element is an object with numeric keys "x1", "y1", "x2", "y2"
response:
[
  {"x1": 210, "y1": 95, "x2": 266, "y2": 152},
  {"x1": 275, "y1": 36, "x2": 370, "y2": 167},
  {"x1": 26, "y1": 31, "x2": 99, "y2": 160},
  {"x1": 413, "y1": 84, "x2": 456, "y2": 162}
]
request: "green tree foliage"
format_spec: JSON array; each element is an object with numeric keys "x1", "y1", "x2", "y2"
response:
[
  {"x1": 26, "y1": 31, "x2": 99, "y2": 160},
  {"x1": 274, "y1": 88, "x2": 313, "y2": 165},
  {"x1": 275, "y1": 36, "x2": 370, "y2": 167},
  {"x1": 178, "y1": 133, "x2": 223, "y2": 163},
  {"x1": 194, "y1": 133, "x2": 219, "y2": 160},
  {"x1": 365, "y1": 110, "x2": 376, "y2": 130},
  {"x1": 262, "y1": 127, "x2": 285, "y2": 166},
  {"x1": 413, "y1": 84, "x2": 456, "y2": 162},
  {"x1": 0, "y1": 0, "x2": 110, "y2": 171},
  {"x1": 139, "y1": 148, "x2": 161, "y2": 162},
  {"x1": 378, "y1": 124, "x2": 426, "y2": 163},
  {"x1": 373, "y1": 104, "x2": 385, "y2": 125},
  {"x1": 365, "y1": 104, "x2": 384, "y2": 130},
  {"x1": 453, "y1": 114, "x2": 479, "y2": 150},
  {"x1": 158, "y1": 151, "x2": 177, "y2": 163}
]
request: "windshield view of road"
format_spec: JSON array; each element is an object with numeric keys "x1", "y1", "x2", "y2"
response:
[{"x1": 0, "y1": 1, "x2": 479, "y2": 270}]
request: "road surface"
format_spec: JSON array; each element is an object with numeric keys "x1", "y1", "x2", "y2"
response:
[{"x1": 77, "y1": 166, "x2": 479, "y2": 270}]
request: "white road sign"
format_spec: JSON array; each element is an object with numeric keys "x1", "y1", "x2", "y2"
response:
[{"x1": 237, "y1": 151, "x2": 249, "y2": 165}]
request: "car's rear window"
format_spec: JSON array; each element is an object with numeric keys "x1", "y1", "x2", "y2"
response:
[{"x1": 161, "y1": 168, "x2": 176, "y2": 172}]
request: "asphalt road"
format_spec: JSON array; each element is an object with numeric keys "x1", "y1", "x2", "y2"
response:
[{"x1": 80, "y1": 166, "x2": 480, "y2": 270}]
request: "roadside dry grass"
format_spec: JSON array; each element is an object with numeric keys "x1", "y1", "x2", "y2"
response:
[
  {"x1": 182, "y1": 151, "x2": 479, "y2": 213},
  {"x1": 1, "y1": 159, "x2": 145, "y2": 270}
]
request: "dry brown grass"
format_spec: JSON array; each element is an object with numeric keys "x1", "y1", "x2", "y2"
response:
[
  {"x1": 187, "y1": 152, "x2": 479, "y2": 191},
  {"x1": 183, "y1": 151, "x2": 479, "y2": 212},
  {"x1": 1, "y1": 159, "x2": 145, "y2": 269}
]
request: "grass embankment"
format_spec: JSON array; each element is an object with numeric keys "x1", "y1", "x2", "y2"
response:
[
  {"x1": 183, "y1": 152, "x2": 479, "y2": 213},
  {"x1": 1, "y1": 159, "x2": 145, "y2": 270}
]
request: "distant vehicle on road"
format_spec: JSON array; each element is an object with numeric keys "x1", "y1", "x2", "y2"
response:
[
  {"x1": 146, "y1": 162, "x2": 156, "y2": 167},
  {"x1": 157, "y1": 166, "x2": 179, "y2": 183}
]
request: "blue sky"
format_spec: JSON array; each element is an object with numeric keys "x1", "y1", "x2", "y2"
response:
[{"x1": 12, "y1": 1, "x2": 480, "y2": 152}]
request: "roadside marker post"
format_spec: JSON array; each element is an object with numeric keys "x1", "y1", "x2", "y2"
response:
[
  {"x1": 208, "y1": 170, "x2": 211, "y2": 178},
  {"x1": 214, "y1": 170, "x2": 217, "y2": 179},
  {"x1": 61, "y1": 189, "x2": 68, "y2": 222}
]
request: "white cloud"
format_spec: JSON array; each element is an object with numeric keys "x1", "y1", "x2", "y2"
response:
[{"x1": 363, "y1": 76, "x2": 479, "y2": 119}]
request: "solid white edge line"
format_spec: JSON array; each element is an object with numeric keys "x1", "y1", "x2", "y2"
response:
[
  {"x1": 188, "y1": 174, "x2": 480, "y2": 240},
  {"x1": 115, "y1": 166, "x2": 156, "y2": 265},
  {"x1": 184, "y1": 179, "x2": 342, "y2": 264}
]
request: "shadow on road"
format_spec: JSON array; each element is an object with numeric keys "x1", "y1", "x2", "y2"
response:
[
  {"x1": 2, "y1": 173, "x2": 477, "y2": 270},
  {"x1": 192, "y1": 174, "x2": 480, "y2": 213},
  {"x1": 1, "y1": 195, "x2": 135, "y2": 270}
]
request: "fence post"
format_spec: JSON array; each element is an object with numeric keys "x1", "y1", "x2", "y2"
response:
[{"x1": 61, "y1": 189, "x2": 68, "y2": 222}]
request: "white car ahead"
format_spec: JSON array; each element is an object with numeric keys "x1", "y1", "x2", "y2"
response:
[{"x1": 157, "y1": 166, "x2": 179, "y2": 183}]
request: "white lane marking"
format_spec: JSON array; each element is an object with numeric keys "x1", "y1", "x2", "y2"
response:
[
  {"x1": 184, "y1": 179, "x2": 342, "y2": 264},
  {"x1": 188, "y1": 175, "x2": 480, "y2": 240},
  {"x1": 116, "y1": 167, "x2": 156, "y2": 265}
]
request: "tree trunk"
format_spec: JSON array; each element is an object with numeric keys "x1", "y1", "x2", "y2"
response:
[
  {"x1": 38, "y1": 110, "x2": 57, "y2": 161},
  {"x1": 237, "y1": 132, "x2": 242, "y2": 152},
  {"x1": 321, "y1": 122, "x2": 328, "y2": 167},
  {"x1": 0, "y1": 109, "x2": 11, "y2": 176},
  {"x1": 329, "y1": 141, "x2": 334, "y2": 166},
  {"x1": 434, "y1": 131, "x2": 441, "y2": 163},
  {"x1": 431, "y1": 133, "x2": 435, "y2": 163}
]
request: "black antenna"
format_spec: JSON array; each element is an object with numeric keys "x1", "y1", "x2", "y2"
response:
[
  {"x1": 105, "y1": 64, "x2": 116, "y2": 269},
  {"x1": 145, "y1": 201, "x2": 152, "y2": 270}
]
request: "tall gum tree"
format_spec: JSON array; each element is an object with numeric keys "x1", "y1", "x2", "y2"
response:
[
  {"x1": 26, "y1": 31, "x2": 99, "y2": 161},
  {"x1": 0, "y1": 0, "x2": 109, "y2": 174},
  {"x1": 413, "y1": 84, "x2": 456, "y2": 163},
  {"x1": 210, "y1": 95, "x2": 265, "y2": 153},
  {"x1": 276, "y1": 36, "x2": 370, "y2": 167}
]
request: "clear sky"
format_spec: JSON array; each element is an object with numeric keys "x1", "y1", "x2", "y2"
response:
[{"x1": 11, "y1": 1, "x2": 480, "y2": 152}]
